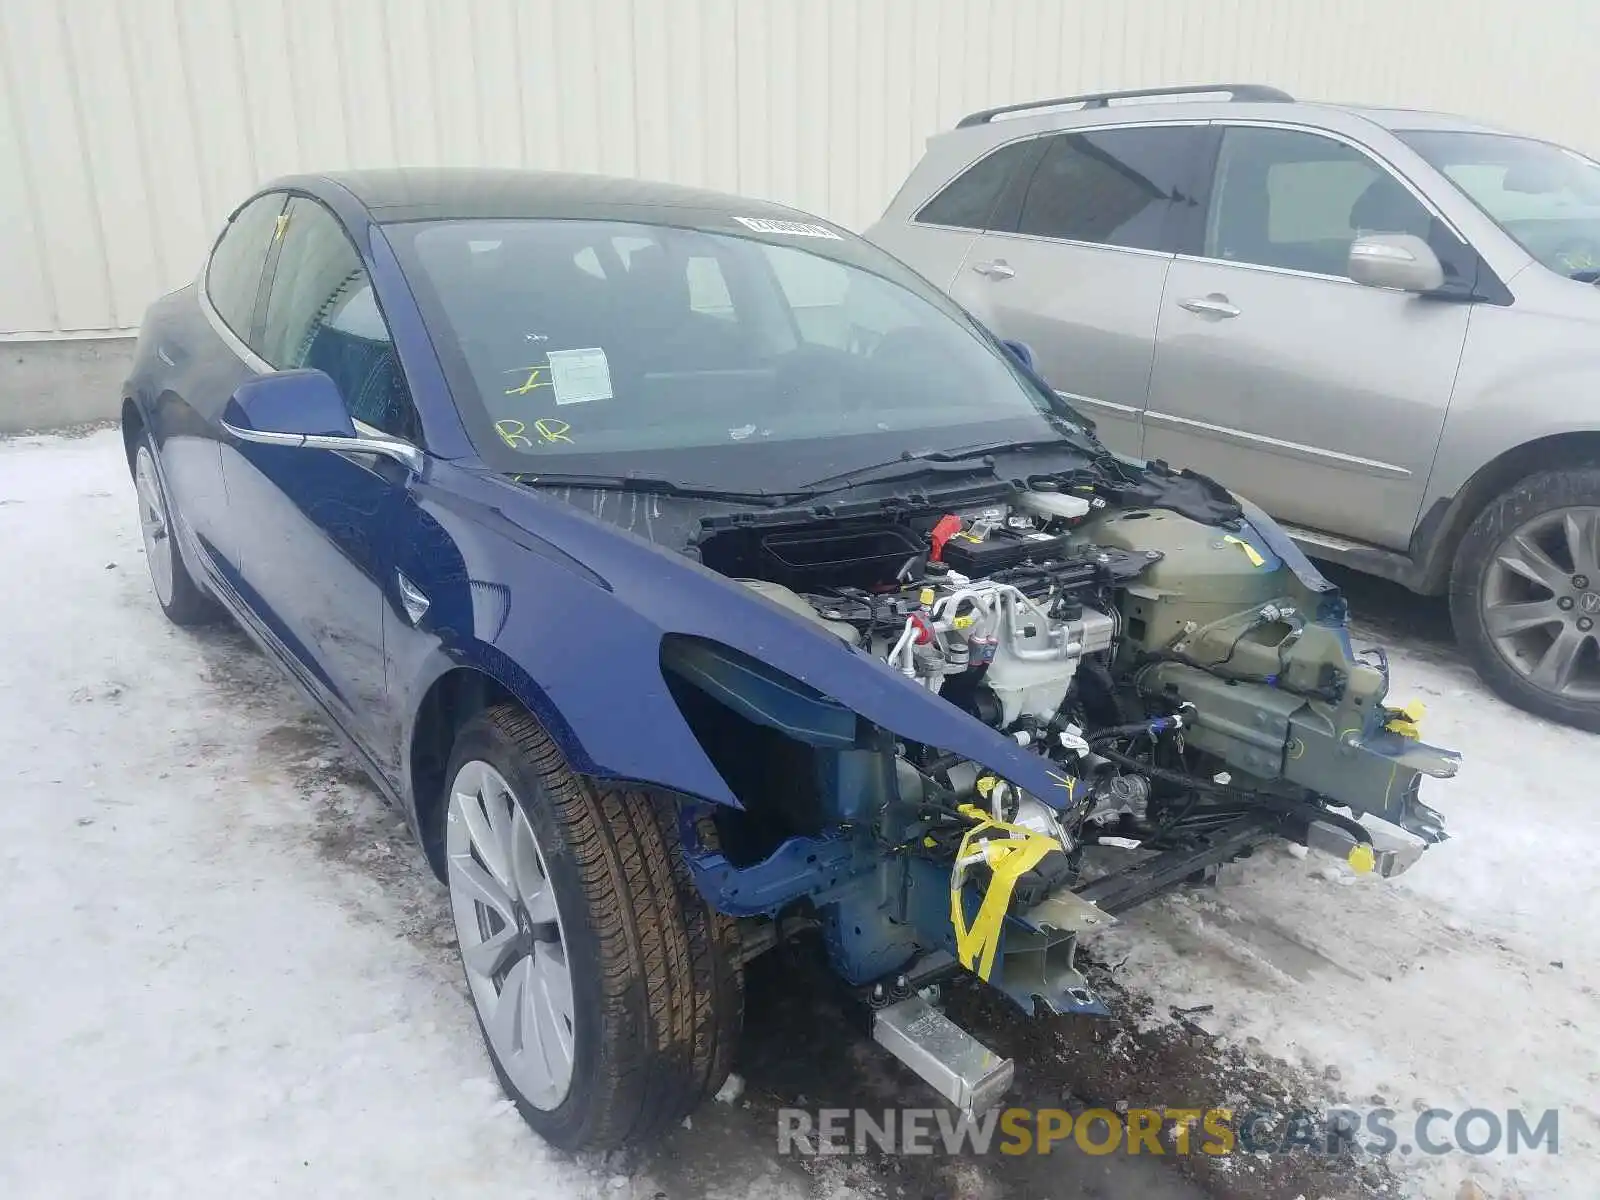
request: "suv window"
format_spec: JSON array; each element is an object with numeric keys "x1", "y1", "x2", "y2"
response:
[
  {"x1": 915, "y1": 139, "x2": 1035, "y2": 230},
  {"x1": 258, "y1": 198, "x2": 419, "y2": 441},
  {"x1": 1014, "y1": 126, "x2": 1195, "y2": 250},
  {"x1": 1206, "y1": 127, "x2": 1435, "y2": 277},
  {"x1": 205, "y1": 193, "x2": 287, "y2": 338}
]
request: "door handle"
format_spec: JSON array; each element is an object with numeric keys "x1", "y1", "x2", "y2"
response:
[
  {"x1": 1178, "y1": 294, "x2": 1241, "y2": 318},
  {"x1": 971, "y1": 259, "x2": 1016, "y2": 280}
]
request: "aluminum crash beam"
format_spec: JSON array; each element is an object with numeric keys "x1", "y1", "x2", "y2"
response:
[{"x1": 871, "y1": 993, "x2": 1014, "y2": 1116}]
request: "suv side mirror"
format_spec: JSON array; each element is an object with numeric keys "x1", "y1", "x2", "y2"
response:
[
  {"x1": 1348, "y1": 234, "x2": 1445, "y2": 293},
  {"x1": 222, "y1": 369, "x2": 423, "y2": 471}
]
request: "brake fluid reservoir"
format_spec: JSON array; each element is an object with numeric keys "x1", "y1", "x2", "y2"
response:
[{"x1": 1015, "y1": 491, "x2": 1092, "y2": 523}]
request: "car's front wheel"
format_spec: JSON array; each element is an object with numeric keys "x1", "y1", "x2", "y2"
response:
[
  {"x1": 132, "y1": 433, "x2": 219, "y2": 626},
  {"x1": 442, "y1": 704, "x2": 742, "y2": 1150},
  {"x1": 1451, "y1": 467, "x2": 1600, "y2": 731}
]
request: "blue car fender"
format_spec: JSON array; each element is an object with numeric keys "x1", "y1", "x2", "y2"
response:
[{"x1": 407, "y1": 468, "x2": 1080, "y2": 816}]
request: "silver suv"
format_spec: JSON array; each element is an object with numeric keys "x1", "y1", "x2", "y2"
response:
[{"x1": 868, "y1": 83, "x2": 1600, "y2": 732}]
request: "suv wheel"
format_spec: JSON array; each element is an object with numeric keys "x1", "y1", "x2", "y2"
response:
[{"x1": 1451, "y1": 467, "x2": 1600, "y2": 731}]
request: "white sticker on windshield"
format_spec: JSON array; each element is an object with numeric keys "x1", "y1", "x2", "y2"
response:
[
  {"x1": 733, "y1": 216, "x2": 842, "y2": 240},
  {"x1": 546, "y1": 347, "x2": 613, "y2": 406}
]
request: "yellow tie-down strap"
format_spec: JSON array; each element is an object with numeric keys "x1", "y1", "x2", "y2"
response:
[{"x1": 949, "y1": 803, "x2": 1061, "y2": 982}]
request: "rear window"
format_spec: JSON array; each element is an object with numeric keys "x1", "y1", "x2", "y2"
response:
[{"x1": 915, "y1": 140, "x2": 1035, "y2": 231}]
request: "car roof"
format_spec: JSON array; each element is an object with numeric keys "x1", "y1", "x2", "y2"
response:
[{"x1": 273, "y1": 167, "x2": 824, "y2": 226}]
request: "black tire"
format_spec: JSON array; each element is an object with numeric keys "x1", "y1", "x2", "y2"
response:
[
  {"x1": 1450, "y1": 466, "x2": 1600, "y2": 732},
  {"x1": 131, "y1": 429, "x2": 220, "y2": 627},
  {"x1": 443, "y1": 704, "x2": 743, "y2": 1151}
]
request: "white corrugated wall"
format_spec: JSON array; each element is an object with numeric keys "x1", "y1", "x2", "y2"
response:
[{"x1": 2, "y1": 0, "x2": 1597, "y2": 339}]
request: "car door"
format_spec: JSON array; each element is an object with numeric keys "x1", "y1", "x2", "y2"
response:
[
  {"x1": 155, "y1": 191, "x2": 287, "y2": 585},
  {"x1": 947, "y1": 123, "x2": 1211, "y2": 455},
  {"x1": 1143, "y1": 123, "x2": 1474, "y2": 550},
  {"x1": 220, "y1": 196, "x2": 423, "y2": 757}
]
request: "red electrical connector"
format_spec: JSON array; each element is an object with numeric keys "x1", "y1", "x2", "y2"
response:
[{"x1": 929, "y1": 513, "x2": 963, "y2": 562}]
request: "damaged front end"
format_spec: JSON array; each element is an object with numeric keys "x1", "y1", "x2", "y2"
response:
[{"x1": 642, "y1": 471, "x2": 1456, "y2": 1114}]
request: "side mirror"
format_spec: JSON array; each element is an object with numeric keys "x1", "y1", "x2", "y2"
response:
[
  {"x1": 1000, "y1": 339, "x2": 1036, "y2": 371},
  {"x1": 222, "y1": 369, "x2": 422, "y2": 471},
  {"x1": 225, "y1": 369, "x2": 355, "y2": 439},
  {"x1": 1348, "y1": 234, "x2": 1445, "y2": 293}
]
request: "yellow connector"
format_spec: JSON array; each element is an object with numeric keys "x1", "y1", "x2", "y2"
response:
[
  {"x1": 1347, "y1": 843, "x2": 1376, "y2": 874},
  {"x1": 1384, "y1": 699, "x2": 1426, "y2": 739}
]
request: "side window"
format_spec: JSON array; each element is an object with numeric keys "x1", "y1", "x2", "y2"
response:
[
  {"x1": 205, "y1": 194, "x2": 287, "y2": 338},
  {"x1": 1205, "y1": 127, "x2": 1436, "y2": 277},
  {"x1": 258, "y1": 199, "x2": 419, "y2": 441},
  {"x1": 1015, "y1": 126, "x2": 1196, "y2": 251},
  {"x1": 915, "y1": 139, "x2": 1035, "y2": 230}
]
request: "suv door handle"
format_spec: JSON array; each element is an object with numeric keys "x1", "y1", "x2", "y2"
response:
[
  {"x1": 971, "y1": 259, "x2": 1016, "y2": 280},
  {"x1": 1178, "y1": 294, "x2": 1241, "y2": 318}
]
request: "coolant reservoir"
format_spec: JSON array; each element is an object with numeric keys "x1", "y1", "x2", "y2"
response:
[{"x1": 1015, "y1": 490, "x2": 1092, "y2": 523}]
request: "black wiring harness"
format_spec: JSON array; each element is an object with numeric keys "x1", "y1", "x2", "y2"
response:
[{"x1": 1085, "y1": 733, "x2": 1372, "y2": 848}]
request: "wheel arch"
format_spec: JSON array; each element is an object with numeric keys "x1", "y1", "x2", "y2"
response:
[
  {"x1": 406, "y1": 662, "x2": 523, "y2": 879},
  {"x1": 1415, "y1": 431, "x2": 1600, "y2": 594},
  {"x1": 120, "y1": 396, "x2": 144, "y2": 472}
]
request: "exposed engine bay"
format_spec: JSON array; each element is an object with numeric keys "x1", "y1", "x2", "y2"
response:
[{"x1": 580, "y1": 467, "x2": 1458, "y2": 1109}]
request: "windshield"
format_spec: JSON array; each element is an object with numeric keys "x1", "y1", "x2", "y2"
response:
[
  {"x1": 1400, "y1": 130, "x2": 1600, "y2": 277},
  {"x1": 388, "y1": 216, "x2": 1079, "y2": 491}
]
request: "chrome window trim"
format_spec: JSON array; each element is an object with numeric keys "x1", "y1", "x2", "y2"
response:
[
  {"x1": 198, "y1": 278, "x2": 271, "y2": 375},
  {"x1": 979, "y1": 230, "x2": 1174, "y2": 259},
  {"x1": 1170, "y1": 253, "x2": 1364, "y2": 285}
]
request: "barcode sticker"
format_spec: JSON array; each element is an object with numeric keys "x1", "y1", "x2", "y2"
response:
[{"x1": 733, "y1": 216, "x2": 842, "y2": 240}]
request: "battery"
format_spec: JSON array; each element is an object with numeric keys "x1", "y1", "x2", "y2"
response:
[{"x1": 939, "y1": 530, "x2": 1074, "y2": 575}]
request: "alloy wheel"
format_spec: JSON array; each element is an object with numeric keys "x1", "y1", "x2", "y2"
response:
[
  {"x1": 1481, "y1": 505, "x2": 1600, "y2": 701},
  {"x1": 446, "y1": 759, "x2": 576, "y2": 1110},
  {"x1": 134, "y1": 445, "x2": 175, "y2": 607}
]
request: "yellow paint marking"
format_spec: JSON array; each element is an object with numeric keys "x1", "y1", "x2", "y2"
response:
[{"x1": 504, "y1": 366, "x2": 553, "y2": 396}]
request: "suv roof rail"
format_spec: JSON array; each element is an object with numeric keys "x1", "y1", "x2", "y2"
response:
[{"x1": 955, "y1": 83, "x2": 1295, "y2": 127}]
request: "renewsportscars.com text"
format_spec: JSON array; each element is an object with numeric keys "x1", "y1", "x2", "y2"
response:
[{"x1": 777, "y1": 1106, "x2": 1560, "y2": 1158}]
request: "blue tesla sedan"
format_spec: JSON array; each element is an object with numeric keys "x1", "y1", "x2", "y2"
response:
[{"x1": 124, "y1": 169, "x2": 1454, "y2": 1149}]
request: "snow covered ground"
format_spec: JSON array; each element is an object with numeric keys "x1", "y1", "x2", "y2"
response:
[
  {"x1": 1, "y1": 430, "x2": 1594, "y2": 1199},
  {"x1": 0, "y1": 433, "x2": 607, "y2": 1200}
]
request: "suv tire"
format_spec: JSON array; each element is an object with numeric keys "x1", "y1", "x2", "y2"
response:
[{"x1": 1451, "y1": 467, "x2": 1600, "y2": 731}]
